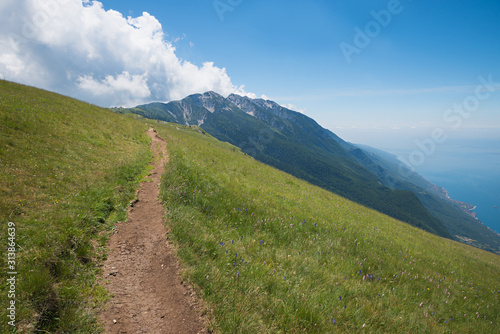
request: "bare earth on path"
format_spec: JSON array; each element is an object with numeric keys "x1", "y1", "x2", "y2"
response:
[{"x1": 99, "y1": 128, "x2": 206, "y2": 334}]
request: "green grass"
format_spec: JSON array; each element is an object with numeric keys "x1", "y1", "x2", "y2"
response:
[
  {"x1": 1, "y1": 80, "x2": 499, "y2": 333},
  {"x1": 152, "y1": 121, "x2": 500, "y2": 333},
  {"x1": 0, "y1": 81, "x2": 151, "y2": 332}
]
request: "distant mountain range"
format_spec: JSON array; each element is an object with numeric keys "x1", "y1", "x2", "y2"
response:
[{"x1": 116, "y1": 92, "x2": 500, "y2": 253}]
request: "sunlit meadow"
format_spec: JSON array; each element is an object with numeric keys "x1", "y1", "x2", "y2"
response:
[
  {"x1": 0, "y1": 81, "x2": 151, "y2": 332},
  {"x1": 154, "y1": 122, "x2": 499, "y2": 333}
]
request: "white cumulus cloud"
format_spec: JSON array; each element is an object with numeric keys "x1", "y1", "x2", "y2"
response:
[{"x1": 0, "y1": 0, "x2": 250, "y2": 106}]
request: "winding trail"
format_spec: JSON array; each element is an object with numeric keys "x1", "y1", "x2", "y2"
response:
[{"x1": 99, "y1": 128, "x2": 206, "y2": 333}]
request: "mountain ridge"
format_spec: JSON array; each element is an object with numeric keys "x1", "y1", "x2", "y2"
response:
[
  {"x1": 354, "y1": 143, "x2": 500, "y2": 250},
  {"x1": 119, "y1": 91, "x2": 500, "y2": 253}
]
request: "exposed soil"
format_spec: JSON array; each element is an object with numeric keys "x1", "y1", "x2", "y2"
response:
[{"x1": 99, "y1": 128, "x2": 207, "y2": 334}]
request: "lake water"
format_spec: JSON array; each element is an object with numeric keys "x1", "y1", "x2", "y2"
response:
[
  {"x1": 422, "y1": 169, "x2": 500, "y2": 234},
  {"x1": 336, "y1": 128, "x2": 500, "y2": 234},
  {"x1": 395, "y1": 137, "x2": 500, "y2": 234}
]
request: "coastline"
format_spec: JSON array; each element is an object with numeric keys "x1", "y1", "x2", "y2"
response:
[{"x1": 429, "y1": 181, "x2": 479, "y2": 220}]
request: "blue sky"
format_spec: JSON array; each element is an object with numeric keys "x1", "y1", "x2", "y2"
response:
[
  {"x1": 1, "y1": 0, "x2": 499, "y2": 146},
  {"x1": 100, "y1": 0, "x2": 500, "y2": 139}
]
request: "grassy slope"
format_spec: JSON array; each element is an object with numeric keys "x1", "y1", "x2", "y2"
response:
[
  {"x1": 0, "y1": 81, "x2": 151, "y2": 332},
  {"x1": 1, "y1": 81, "x2": 499, "y2": 333},
  {"x1": 152, "y1": 122, "x2": 500, "y2": 333},
  {"x1": 125, "y1": 102, "x2": 452, "y2": 240}
]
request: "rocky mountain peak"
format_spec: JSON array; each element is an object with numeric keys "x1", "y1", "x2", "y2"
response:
[{"x1": 187, "y1": 91, "x2": 226, "y2": 113}]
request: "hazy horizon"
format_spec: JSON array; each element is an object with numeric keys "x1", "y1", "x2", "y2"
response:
[{"x1": 334, "y1": 127, "x2": 500, "y2": 234}]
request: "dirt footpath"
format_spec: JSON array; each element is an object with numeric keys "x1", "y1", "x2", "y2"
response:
[{"x1": 99, "y1": 128, "x2": 206, "y2": 334}]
